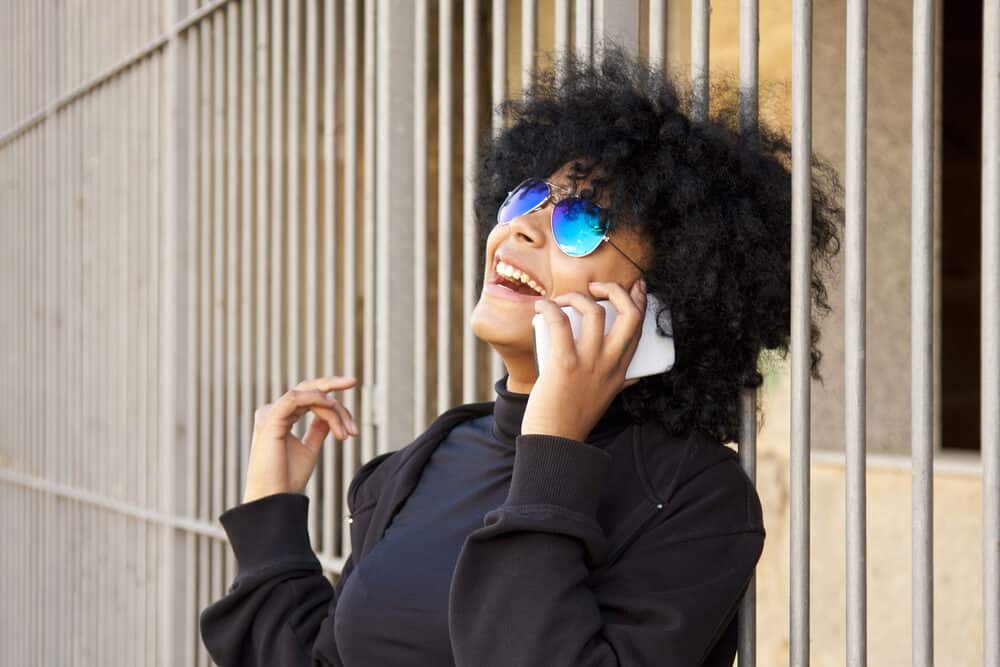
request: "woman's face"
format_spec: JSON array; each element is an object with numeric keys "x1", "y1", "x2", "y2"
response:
[{"x1": 471, "y1": 160, "x2": 652, "y2": 358}]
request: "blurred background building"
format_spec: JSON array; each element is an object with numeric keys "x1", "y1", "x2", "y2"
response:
[{"x1": 0, "y1": 1, "x2": 995, "y2": 666}]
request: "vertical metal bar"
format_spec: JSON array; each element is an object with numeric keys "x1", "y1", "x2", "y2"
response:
[
  {"x1": 574, "y1": 0, "x2": 592, "y2": 65},
  {"x1": 691, "y1": 0, "x2": 710, "y2": 122},
  {"x1": 107, "y1": 68, "x2": 119, "y2": 667},
  {"x1": 57, "y1": 43, "x2": 69, "y2": 667},
  {"x1": 144, "y1": 52, "x2": 153, "y2": 666},
  {"x1": 288, "y1": 0, "x2": 301, "y2": 427},
  {"x1": 74, "y1": 16, "x2": 84, "y2": 666},
  {"x1": 463, "y1": 0, "x2": 479, "y2": 404},
  {"x1": 738, "y1": 0, "x2": 759, "y2": 135},
  {"x1": 72, "y1": 55, "x2": 82, "y2": 667},
  {"x1": 125, "y1": 26, "x2": 139, "y2": 666},
  {"x1": 184, "y1": 20, "x2": 201, "y2": 667},
  {"x1": 84, "y1": 57, "x2": 99, "y2": 662},
  {"x1": 648, "y1": 0, "x2": 666, "y2": 70},
  {"x1": 272, "y1": 0, "x2": 286, "y2": 397},
  {"x1": 32, "y1": 8, "x2": 41, "y2": 662},
  {"x1": 240, "y1": 0, "x2": 256, "y2": 521},
  {"x1": 593, "y1": 0, "x2": 639, "y2": 58},
  {"x1": 256, "y1": 0, "x2": 270, "y2": 440},
  {"x1": 363, "y1": 0, "x2": 376, "y2": 459},
  {"x1": 982, "y1": 2, "x2": 1000, "y2": 665},
  {"x1": 150, "y1": 51, "x2": 163, "y2": 663},
  {"x1": 414, "y1": 0, "x2": 429, "y2": 426},
  {"x1": 303, "y1": 0, "x2": 321, "y2": 544},
  {"x1": 137, "y1": 57, "x2": 149, "y2": 665},
  {"x1": 196, "y1": 19, "x2": 212, "y2": 667},
  {"x1": 375, "y1": 0, "x2": 415, "y2": 454},
  {"x1": 96, "y1": 41, "x2": 107, "y2": 666},
  {"x1": 911, "y1": 0, "x2": 935, "y2": 664},
  {"x1": 844, "y1": 1, "x2": 869, "y2": 665},
  {"x1": 25, "y1": 10, "x2": 33, "y2": 665},
  {"x1": 436, "y1": 0, "x2": 452, "y2": 416},
  {"x1": 63, "y1": 37, "x2": 73, "y2": 667},
  {"x1": 320, "y1": 0, "x2": 339, "y2": 556},
  {"x1": 225, "y1": 2, "x2": 240, "y2": 587},
  {"x1": 737, "y1": 1, "x2": 760, "y2": 665},
  {"x1": 521, "y1": 0, "x2": 535, "y2": 92},
  {"x1": 554, "y1": 0, "x2": 570, "y2": 63},
  {"x1": 790, "y1": 1, "x2": 813, "y2": 665},
  {"x1": 489, "y1": 0, "x2": 507, "y2": 385},
  {"x1": 212, "y1": 7, "x2": 226, "y2": 605},
  {"x1": 15, "y1": 90, "x2": 22, "y2": 659},
  {"x1": 342, "y1": 0, "x2": 360, "y2": 554}
]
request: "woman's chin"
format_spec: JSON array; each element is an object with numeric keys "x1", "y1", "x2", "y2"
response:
[{"x1": 471, "y1": 305, "x2": 534, "y2": 351}]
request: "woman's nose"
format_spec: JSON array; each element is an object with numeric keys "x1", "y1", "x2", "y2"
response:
[{"x1": 504, "y1": 210, "x2": 546, "y2": 247}]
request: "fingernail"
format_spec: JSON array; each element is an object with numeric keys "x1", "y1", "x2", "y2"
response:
[{"x1": 639, "y1": 279, "x2": 647, "y2": 292}]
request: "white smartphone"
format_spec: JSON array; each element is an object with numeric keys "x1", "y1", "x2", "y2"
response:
[{"x1": 531, "y1": 292, "x2": 675, "y2": 381}]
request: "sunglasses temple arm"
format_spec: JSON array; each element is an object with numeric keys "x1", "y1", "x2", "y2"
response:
[{"x1": 606, "y1": 237, "x2": 647, "y2": 276}]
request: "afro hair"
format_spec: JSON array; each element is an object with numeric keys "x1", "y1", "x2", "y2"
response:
[{"x1": 474, "y1": 41, "x2": 844, "y2": 445}]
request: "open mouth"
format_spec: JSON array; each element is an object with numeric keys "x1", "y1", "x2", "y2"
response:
[
  {"x1": 491, "y1": 258, "x2": 547, "y2": 296},
  {"x1": 495, "y1": 274, "x2": 541, "y2": 295}
]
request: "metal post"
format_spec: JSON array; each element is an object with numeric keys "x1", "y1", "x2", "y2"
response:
[
  {"x1": 415, "y1": 0, "x2": 429, "y2": 425},
  {"x1": 342, "y1": 0, "x2": 360, "y2": 554},
  {"x1": 790, "y1": 1, "x2": 813, "y2": 665},
  {"x1": 463, "y1": 0, "x2": 479, "y2": 404},
  {"x1": 691, "y1": 0, "x2": 710, "y2": 122},
  {"x1": 845, "y1": 1, "x2": 869, "y2": 665},
  {"x1": 489, "y1": 0, "x2": 508, "y2": 386},
  {"x1": 982, "y1": 1, "x2": 1000, "y2": 665},
  {"x1": 436, "y1": 0, "x2": 453, "y2": 415},
  {"x1": 737, "y1": 1, "x2": 760, "y2": 665},
  {"x1": 375, "y1": 0, "x2": 416, "y2": 454},
  {"x1": 911, "y1": 1, "x2": 935, "y2": 664}
]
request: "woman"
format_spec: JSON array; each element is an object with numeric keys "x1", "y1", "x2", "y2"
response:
[{"x1": 200, "y1": 44, "x2": 842, "y2": 666}]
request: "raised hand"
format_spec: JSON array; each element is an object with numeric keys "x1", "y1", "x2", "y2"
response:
[{"x1": 243, "y1": 376, "x2": 359, "y2": 504}]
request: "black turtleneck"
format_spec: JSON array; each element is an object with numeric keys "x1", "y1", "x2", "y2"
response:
[{"x1": 332, "y1": 374, "x2": 631, "y2": 666}]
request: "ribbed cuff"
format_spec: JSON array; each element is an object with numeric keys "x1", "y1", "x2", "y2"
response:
[
  {"x1": 506, "y1": 434, "x2": 612, "y2": 517},
  {"x1": 218, "y1": 493, "x2": 321, "y2": 575}
]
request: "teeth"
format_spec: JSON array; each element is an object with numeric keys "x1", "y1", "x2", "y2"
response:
[{"x1": 496, "y1": 260, "x2": 546, "y2": 296}]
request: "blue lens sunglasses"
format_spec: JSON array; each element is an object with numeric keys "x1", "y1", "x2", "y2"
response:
[{"x1": 496, "y1": 177, "x2": 647, "y2": 274}]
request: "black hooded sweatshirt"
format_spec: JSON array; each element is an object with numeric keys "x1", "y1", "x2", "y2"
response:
[{"x1": 199, "y1": 374, "x2": 765, "y2": 666}]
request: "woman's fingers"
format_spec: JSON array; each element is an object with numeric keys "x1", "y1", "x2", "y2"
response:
[
  {"x1": 295, "y1": 375, "x2": 358, "y2": 392},
  {"x1": 550, "y1": 291, "x2": 606, "y2": 361},
  {"x1": 244, "y1": 377, "x2": 359, "y2": 502},
  {"x1": 288, "y1": 376, "x2": 359, "y2": 439},
  {"x1": 587, "y1": 281, "x2": 646, "y2": 370},
  {"x1": 298, "y1": 403, "x2": 349, "y2": 441},
  {"x1": 533, "y1": 298, "x2": 577, "y2": 365},
  {"x1": 302, "y1": 413, "x2": 332, "y2": 450},
  {"x1": 270, "y1": 389, "x2": 340, "y2": 428},
  {"x1": 331, "y1": 401, "x2": 358, "y2": 436}
]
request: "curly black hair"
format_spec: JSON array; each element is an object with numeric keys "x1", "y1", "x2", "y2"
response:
[{"x1": 474, "y1": 42, "x2": 843, "y2": 445}]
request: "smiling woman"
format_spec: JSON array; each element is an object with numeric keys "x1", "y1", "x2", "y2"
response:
[{"x1": 200, "y1": 41, "x2": 842, "y2": 667}]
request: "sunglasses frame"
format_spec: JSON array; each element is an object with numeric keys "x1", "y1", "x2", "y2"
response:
[{"x1": 496, "y1": 177, "x2": 647, "y2": 274}]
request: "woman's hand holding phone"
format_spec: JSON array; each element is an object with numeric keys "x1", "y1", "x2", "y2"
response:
[
  {"x1": 521, "y1": 279, "x2": 647, "y2": 442},
  {"x1": 243, "y1": 376, "x2": 359, "y2": 504}
]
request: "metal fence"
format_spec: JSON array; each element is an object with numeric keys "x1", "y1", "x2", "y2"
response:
[{"x1": 0, "y1": 0, "x2": 996, "y2": 666}]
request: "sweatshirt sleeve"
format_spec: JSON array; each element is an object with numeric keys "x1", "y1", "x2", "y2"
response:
[
  {"x1": 198, "y1": 492, "x2": 350, "y2": 667},
  {"x1": 448, "y1": 433, "x2": 765, "y2": 667}
]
